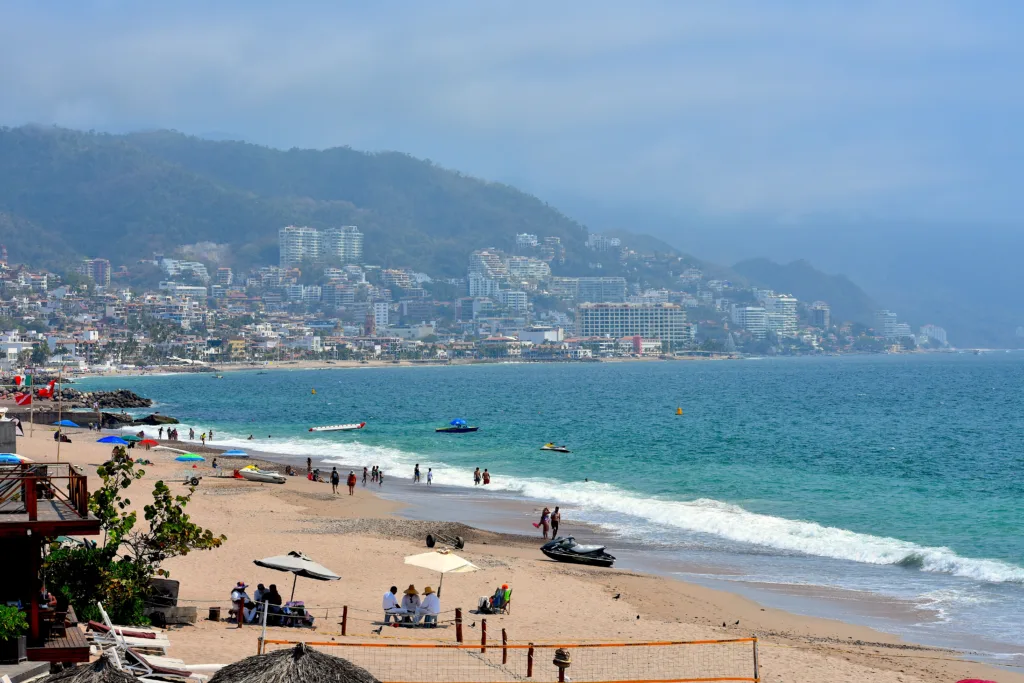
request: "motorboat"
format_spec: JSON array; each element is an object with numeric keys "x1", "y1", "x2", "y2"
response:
[
  {"x1": 238, "y1": 465, "x2": 286, "y2": 484},
  {"x1": 436, "y1": 418, "x2": 478, "y2": 433},
  {"x1": 309, "y1": 422, "x2": 366, "y2": 432},
  {"x1": 540, "y1": 443, "x2": 571, "y2": 453},
  {"x1": 540, "y1": 536, "x2": 615, "y2": 568}
]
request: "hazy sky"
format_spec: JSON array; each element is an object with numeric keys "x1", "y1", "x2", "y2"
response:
[{"x1": 2, "y1": 1, "x2": 1022, "y2": 223}]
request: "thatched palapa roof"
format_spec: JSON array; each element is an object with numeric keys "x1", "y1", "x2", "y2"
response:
[
  {"x1": 42, "y1": 657, "x2": 136, "y2": 683},
  {"x1": 210, "y1": 643, "x2": 380, "y2": 683}
]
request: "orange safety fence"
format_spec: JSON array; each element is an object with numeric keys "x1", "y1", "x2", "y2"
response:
[{"x1": 259, "y1": 636, "x2": 760, "y2": 683}]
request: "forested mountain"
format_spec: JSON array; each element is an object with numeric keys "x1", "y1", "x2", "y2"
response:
[
  {"x1": 0, "y1": 126, "x2": 587, "y2": 276},
  {"x1": 733, "y1": 258, "x2": 877, "y2": 325}
]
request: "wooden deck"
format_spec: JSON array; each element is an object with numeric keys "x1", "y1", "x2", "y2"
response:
[
  {"x1": 27, "y1": 624, "x2": 91, "y2": 663},
  {"x1": 0, "y1": 499, "x2": 100, "y2": 536}
]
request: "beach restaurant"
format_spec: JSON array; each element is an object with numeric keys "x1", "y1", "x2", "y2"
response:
[{"x1": 0, "y1": 461, "x2": 99, "y2": 663}]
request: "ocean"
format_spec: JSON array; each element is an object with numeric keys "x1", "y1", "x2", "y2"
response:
[{"x1": 77, "y1": 354, "x2": 1024, "y2": 664}]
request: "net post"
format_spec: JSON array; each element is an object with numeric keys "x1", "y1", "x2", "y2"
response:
[
  {"x1": 342, "y1": 605, "x2": 348, "y2": 636},
  {"x1": 527, "y1": 643, "x2": 534, "y2": 677},
  {"x1": 236, "y1": 598, "x2": 245, "y2": 628},
  {"x1": 753, "y1": 637, "x2": 760, "y2": 682},
  {"x1": 455, "y1": 607, "x2": 463, "y2": 643},
  {"x1": 256, "y1": 637, "x2": 263, "y2": 655},
  {"x1": 502, "y1": 628, "x2": 508, "y2": 664},
  {"x1": 481, "y1": 618, "x2": 487, "y2": 653}
]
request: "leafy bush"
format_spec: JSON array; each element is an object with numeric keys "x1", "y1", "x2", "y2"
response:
[{"x1": 0, "y1": 605, "x2": 28, "y2": 641}]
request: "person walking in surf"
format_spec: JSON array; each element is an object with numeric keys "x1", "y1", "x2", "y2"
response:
[
  {"x1": 474, "y1": 468, "x2": 481, "y2": 485},
  {"x1": 551, "y1": 507, "x2": 561, "y2": 538},
  {"x1": 414, "y1": 464, "x2": 421, "y2": 483},
  {"x1": 362, "y1": 467, "x2": 368, "y2": 486}
]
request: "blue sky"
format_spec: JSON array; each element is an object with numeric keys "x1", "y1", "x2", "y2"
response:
[{"x1": 2, "y1": 1, "x2": 1022, "y2": 225}]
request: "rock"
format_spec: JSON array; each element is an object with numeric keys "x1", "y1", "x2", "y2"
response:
[
  {"x1": 57, "y1": 388, "x2": 154, "y2": 409},
  {"x1": 135, "y1": 413, "x2": 179, "y2": 426}
]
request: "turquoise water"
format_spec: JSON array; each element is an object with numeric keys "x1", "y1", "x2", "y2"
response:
[{"x1": 79, "y1": 354, "x2": 1024, "y2": 657}]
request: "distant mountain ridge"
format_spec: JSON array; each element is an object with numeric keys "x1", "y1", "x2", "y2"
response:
[{"x1": 732, "y1": 258, "x2": 877, "y2": 325}]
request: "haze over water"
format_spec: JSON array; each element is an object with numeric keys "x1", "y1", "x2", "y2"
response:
[{"x1": 80, "y1": 354, "x2": 1024, "y2": 662}]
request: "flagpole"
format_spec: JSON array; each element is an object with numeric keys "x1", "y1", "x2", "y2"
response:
[{"x1": 56, "y1": 366, "x2": 63, "y2": 462}]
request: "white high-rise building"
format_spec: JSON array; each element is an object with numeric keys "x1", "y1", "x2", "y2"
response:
[
  {"x1": 920, "y1": 324, "x2": 948, "y2": 346},
  {"x1": 279, "y1": 226, "x2": 321, "y2": 267},
  {"x1": 875, "y1": 310, "x2": 899, "y2": 338},
  {"x1": 577, "y1": 303, "x2": 689, "y2": 343},
  {"x1": 515, "y1": 233, "x2": 538, "y2": 249},
  {"x1": 758, "y1": 293, "x2": 798, "y2": 336},
  {"x1": 468, "y1": 249, "x2": 508, "y2": 279},
  {"x1": 496, "y1": 290, "x2": 529, "y2": 313},
  {"x1": 373, "y1": 302, "x2": 390, "y2": 328},
  {"x1": 322, "y1": 225, "x2": 363, "y2": 264},
  {"x1": 468, "y1": 273, "x2": 500, "y2": 297},
  {"x1": 730, "y1": 305, "x2": 767, "y2": 339},
  {"x1": 505, "y1": 256, "x2": 551, "y2": 281}
]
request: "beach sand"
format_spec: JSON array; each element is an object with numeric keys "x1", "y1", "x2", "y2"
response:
[{"x1": 18, "y1": 430, "x2": 1021, "y2": 683}]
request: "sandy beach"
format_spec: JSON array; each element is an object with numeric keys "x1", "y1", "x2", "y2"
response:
[{"x1": 19, "y1": 429, "x2": 1022, "y2": 683}]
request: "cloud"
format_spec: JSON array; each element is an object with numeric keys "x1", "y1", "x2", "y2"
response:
[{"x1": 0, "y1": 0, "x2": 1021, "y2": 220}]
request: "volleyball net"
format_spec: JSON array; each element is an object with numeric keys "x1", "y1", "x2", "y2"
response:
[{"x1": 259, "y1": 637, "x2": 759, "y2": 683}]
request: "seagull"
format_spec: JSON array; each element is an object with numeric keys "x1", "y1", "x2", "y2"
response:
[
  {"x1": 735, "y1": 620, "x2": 740, "y2": 625},
  {"x1": 372, "y1": 626, "x2": 383, "y2": 635},
  {"x1": 470, "y1": 621, "x2": 476, "y2": 628},
  {"x1": 613, "y1": 594, "x2": 621, "y2": 600}
]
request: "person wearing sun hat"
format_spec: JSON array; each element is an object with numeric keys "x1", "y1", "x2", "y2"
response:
[
  {"x1": 401, "y1": 584, "x2": 421, "y2": 614},
  {"x1": 415, "y1": 585, "x2": 440, "y2": 626},
  {"x1": 230, "y1": 581, "x2": 252, "y2": 624}
]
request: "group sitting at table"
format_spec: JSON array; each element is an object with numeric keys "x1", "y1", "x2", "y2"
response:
[{"x1": 382, "y1": 584, "x2": 440, "y2": 626}]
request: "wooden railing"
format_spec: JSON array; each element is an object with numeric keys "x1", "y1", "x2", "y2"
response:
[{"x1": 0, "y1": 463, "x2": 90, "y2": 521}]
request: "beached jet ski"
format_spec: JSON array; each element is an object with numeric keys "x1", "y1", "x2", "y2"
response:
[
  {"x1": 540, "y1": 443, "x2": 571, "y2": 453},
  {"x1": 540, "y1": 536, "x2": 615, "y2": 568}
]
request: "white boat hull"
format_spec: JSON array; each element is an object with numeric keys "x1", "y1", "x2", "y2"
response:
[
  {"x1": 240, "y1": 469, "x2": 286, "y2": 484},
  {"x1": 309, "y1": 422, "x2": 366, "y2": 432}
]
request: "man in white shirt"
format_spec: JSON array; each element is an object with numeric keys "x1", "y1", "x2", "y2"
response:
[
  {"x1": 382, "y1": 586, "x2": 399, "y2": 624},
  {"x1": 415, "y1": 586, "x2": 440, "y2": 626}
]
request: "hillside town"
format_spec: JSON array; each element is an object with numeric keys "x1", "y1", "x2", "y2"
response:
[{"x1": 0, "y1": 228, "x2": 951, "y2": 373}]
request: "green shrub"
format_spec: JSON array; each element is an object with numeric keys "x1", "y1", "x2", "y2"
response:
[{"x1": 0, "y1": 605, "x2": 28, "y2": 641}]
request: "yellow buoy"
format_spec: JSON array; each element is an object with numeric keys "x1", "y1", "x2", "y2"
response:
[
  {"x1": 311, "y1": 388, "x2": 316, "y2": 395},
  {"x1": 676, "y1": 406, "x2": 683, "y2": 415}
]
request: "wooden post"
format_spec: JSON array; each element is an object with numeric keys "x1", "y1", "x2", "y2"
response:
[
  {"x1": 25, "y1": 474, "x2": 37, "y2": 521},
  {"x1": 481, "y1": 618, "x2": 487, "y2": 653},
  {"x1": 341, "y1": 606, "x2": 348, "y2": 636},
  {"x1": 237, "y1": 599, "x2": 245, "y2": 628},
  {"x1": 527, "y1": 644, "x2": 534, "y2": 678},
  {"x1": 559, "y1": 666, "x2": 566, "y2": 683},
  {"x1": 502, "y1": 628, "x2": 508, "y2": 664},
  {"x1": 455, "y1": 608, "x2": 463, "y2": 643}
]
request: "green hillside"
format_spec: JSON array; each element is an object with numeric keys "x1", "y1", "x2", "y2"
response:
[
  {"x1": 0, "y1": 126, "x2": 587, "y2": 276},
  {"x1": 733, "y1": 258, "x2": 877, "y2": 324}
]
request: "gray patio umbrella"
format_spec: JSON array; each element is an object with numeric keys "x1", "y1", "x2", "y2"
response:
[
  {"x1": 211, "y1": 643, "x2": 379, "y2": 683},
  {"x1": 42, "y1": 657, "x2": 136, "y2": 683},
  {"x1": 254, "y1": 550, "x2": 341, "y2": 601}
]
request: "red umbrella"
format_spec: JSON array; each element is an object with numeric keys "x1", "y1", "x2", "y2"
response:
[{"x1": 139, "y1": 439, "x2": 159, "y2": 446}]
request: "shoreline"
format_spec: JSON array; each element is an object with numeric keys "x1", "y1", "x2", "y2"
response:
[
  {"x1": 18, "y1": 429, "x2": 1022, "y2": 682},
  {"x1": 129, "y1": 434, "x2": 1023, "y2": 676}
]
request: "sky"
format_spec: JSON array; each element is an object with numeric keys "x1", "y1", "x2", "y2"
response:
[{"x1": 2, "y1": 1, "x2": 1023, "y2": 228}]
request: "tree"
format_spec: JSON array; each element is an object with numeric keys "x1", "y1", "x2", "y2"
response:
[
  {"x1": 45, "y1": 448, "x2": 225, "y2": 624},
  {"x1": 30, "y1": 339, "x2": 50, "y2": 364}
]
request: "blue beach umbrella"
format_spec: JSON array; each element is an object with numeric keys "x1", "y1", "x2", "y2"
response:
[
  {"x1": 175, "y1": 453, "x2": 205, "y2": 462},
  {"x1": 97, "y1": 436, "x2": 130, "y2": 445},
  {"x1": 53, "y1": 420, "x2": 80, "y2": 427},
  {"x1": 450, "y1": 418, "x2": 467, "y2": 426},
  {"x1": 222, "y1": 449, "x2": 248, "y2": 457}
]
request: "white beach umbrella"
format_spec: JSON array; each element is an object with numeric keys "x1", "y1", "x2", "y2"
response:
[
  {"x1": 404, "y1": 550, "x2": 479, "y2": 597},
  {"x1": 254, "y1": 551, "x2": 341, "y2": 601}
]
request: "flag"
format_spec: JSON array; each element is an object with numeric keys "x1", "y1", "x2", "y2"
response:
[
  {"x1": 24, "y1": 374, "x2": 31, "y2": 387},
  {"x1": 14, "y1": 392, "x2": 31, "y2": 406},
  {"x1": 13, "y1": 375, "x2": 21, "y2": 386}
]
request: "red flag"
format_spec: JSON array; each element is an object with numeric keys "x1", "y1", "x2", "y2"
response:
[
  {"x1": 14, "y1": 392, "x2": 31, "y2": 406},
  {"x1": 13, "y1": 375, "x2": 21, "y2": 386}
]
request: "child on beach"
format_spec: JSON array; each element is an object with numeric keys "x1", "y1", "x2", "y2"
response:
[
  {"x1": 427, "y1": 468, "x2": 433, "y2": 485},
  {"x1": 378, "y1": 470, "x2": 384, "y2": 487}
]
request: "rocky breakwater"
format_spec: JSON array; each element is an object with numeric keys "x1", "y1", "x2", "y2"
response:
[{"x1": 58, "y1": 388, "x2": 154, "y2": 409}]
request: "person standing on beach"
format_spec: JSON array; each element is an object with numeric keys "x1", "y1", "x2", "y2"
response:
[
  {"x1": 347, "y1": 470, "x2": 357, "y2": 495},
  {"x1": 536, "y1": 507, "x2": 551, "y2": 539},
  {"x1": 378, "y1": 469, "x2": 384, "y2": 487},
  {"x1": 414, "y1": 464, "x2": 421, "y2": 483},
  {"x1": 362, "y1": 467, "x2": 368, "y2": 486},
  {"x1": 158, "y1": 426, "x2": 164, "y2": 439},
  {"x1": 209, "y1": 429, "x2": 214, "y2": 441},
  {"x1": 200, "y1": 432, "x2": 206, "y2": 446},
  {"x1": 427, "y1": 468, "x2": 433, "y2": 485},
  {"x1": 307, "y1": 457, "x2": 312, "y2": 475},
  {"x1": 551, "y1": 507, "x2": 561, "y2": 538},
  {"x1": 330, "y1": 467, "x2": 340, "y2": 494},
  {"x1": 474, "y1": 468, "x2": 481, "y2": 485},
  {"x1": 189, "y1": 428, "x2": 195, "y2": 440}
]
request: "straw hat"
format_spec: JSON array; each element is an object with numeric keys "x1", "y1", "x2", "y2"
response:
[
  {"x1": 423, "y1": 586, "x2": 434, "y2": 595},
  {"x1": 403, "y1": 585, "x2": 419, "y2": 596}
]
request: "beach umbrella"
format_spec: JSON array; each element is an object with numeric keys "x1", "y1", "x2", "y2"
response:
[
  {"x1": 222, "y1": 449, "x2": 248, "y2": 457},
  {"x1": 41, "y1": 655, "x2": 137, "y2": 683},
  {"x1": 96, "y1": 436, "x2": 129, "y2": 445},
  {"x1": 254, "y1": 550, "x2": 341, "y2": 602},
  {"x1": 450, "y1": 418, "x2": 467, "y2": 426},
  {"x1": 0, "y1": 453, "x2": 31, "y2": 465},
  {"x1": 121, "y1": 434, "x2": 143, "y2": 442},
  {"x1": 404, "y1": 549, "x2": 479, "y2": 597},
  {"x1": 210, "y1": 643, "x2": 379, "y2": 683},
  {"x1": 139, "y1": 439, "x2": 159, "y2": 446},
  {"x1": 175, "y1": 453, "x2": 205, "y2": 462},
  {"x1": 53, "y1": 419, "x2": 80, "y2": 427}
]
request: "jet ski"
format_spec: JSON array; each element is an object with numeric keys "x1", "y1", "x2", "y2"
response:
[
  {"x1": 540, "y1": 443, "x2": 571, "y2": 453},
  {"x1": 540, "y1": 536, "x2": 615, "y2": 568}
]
